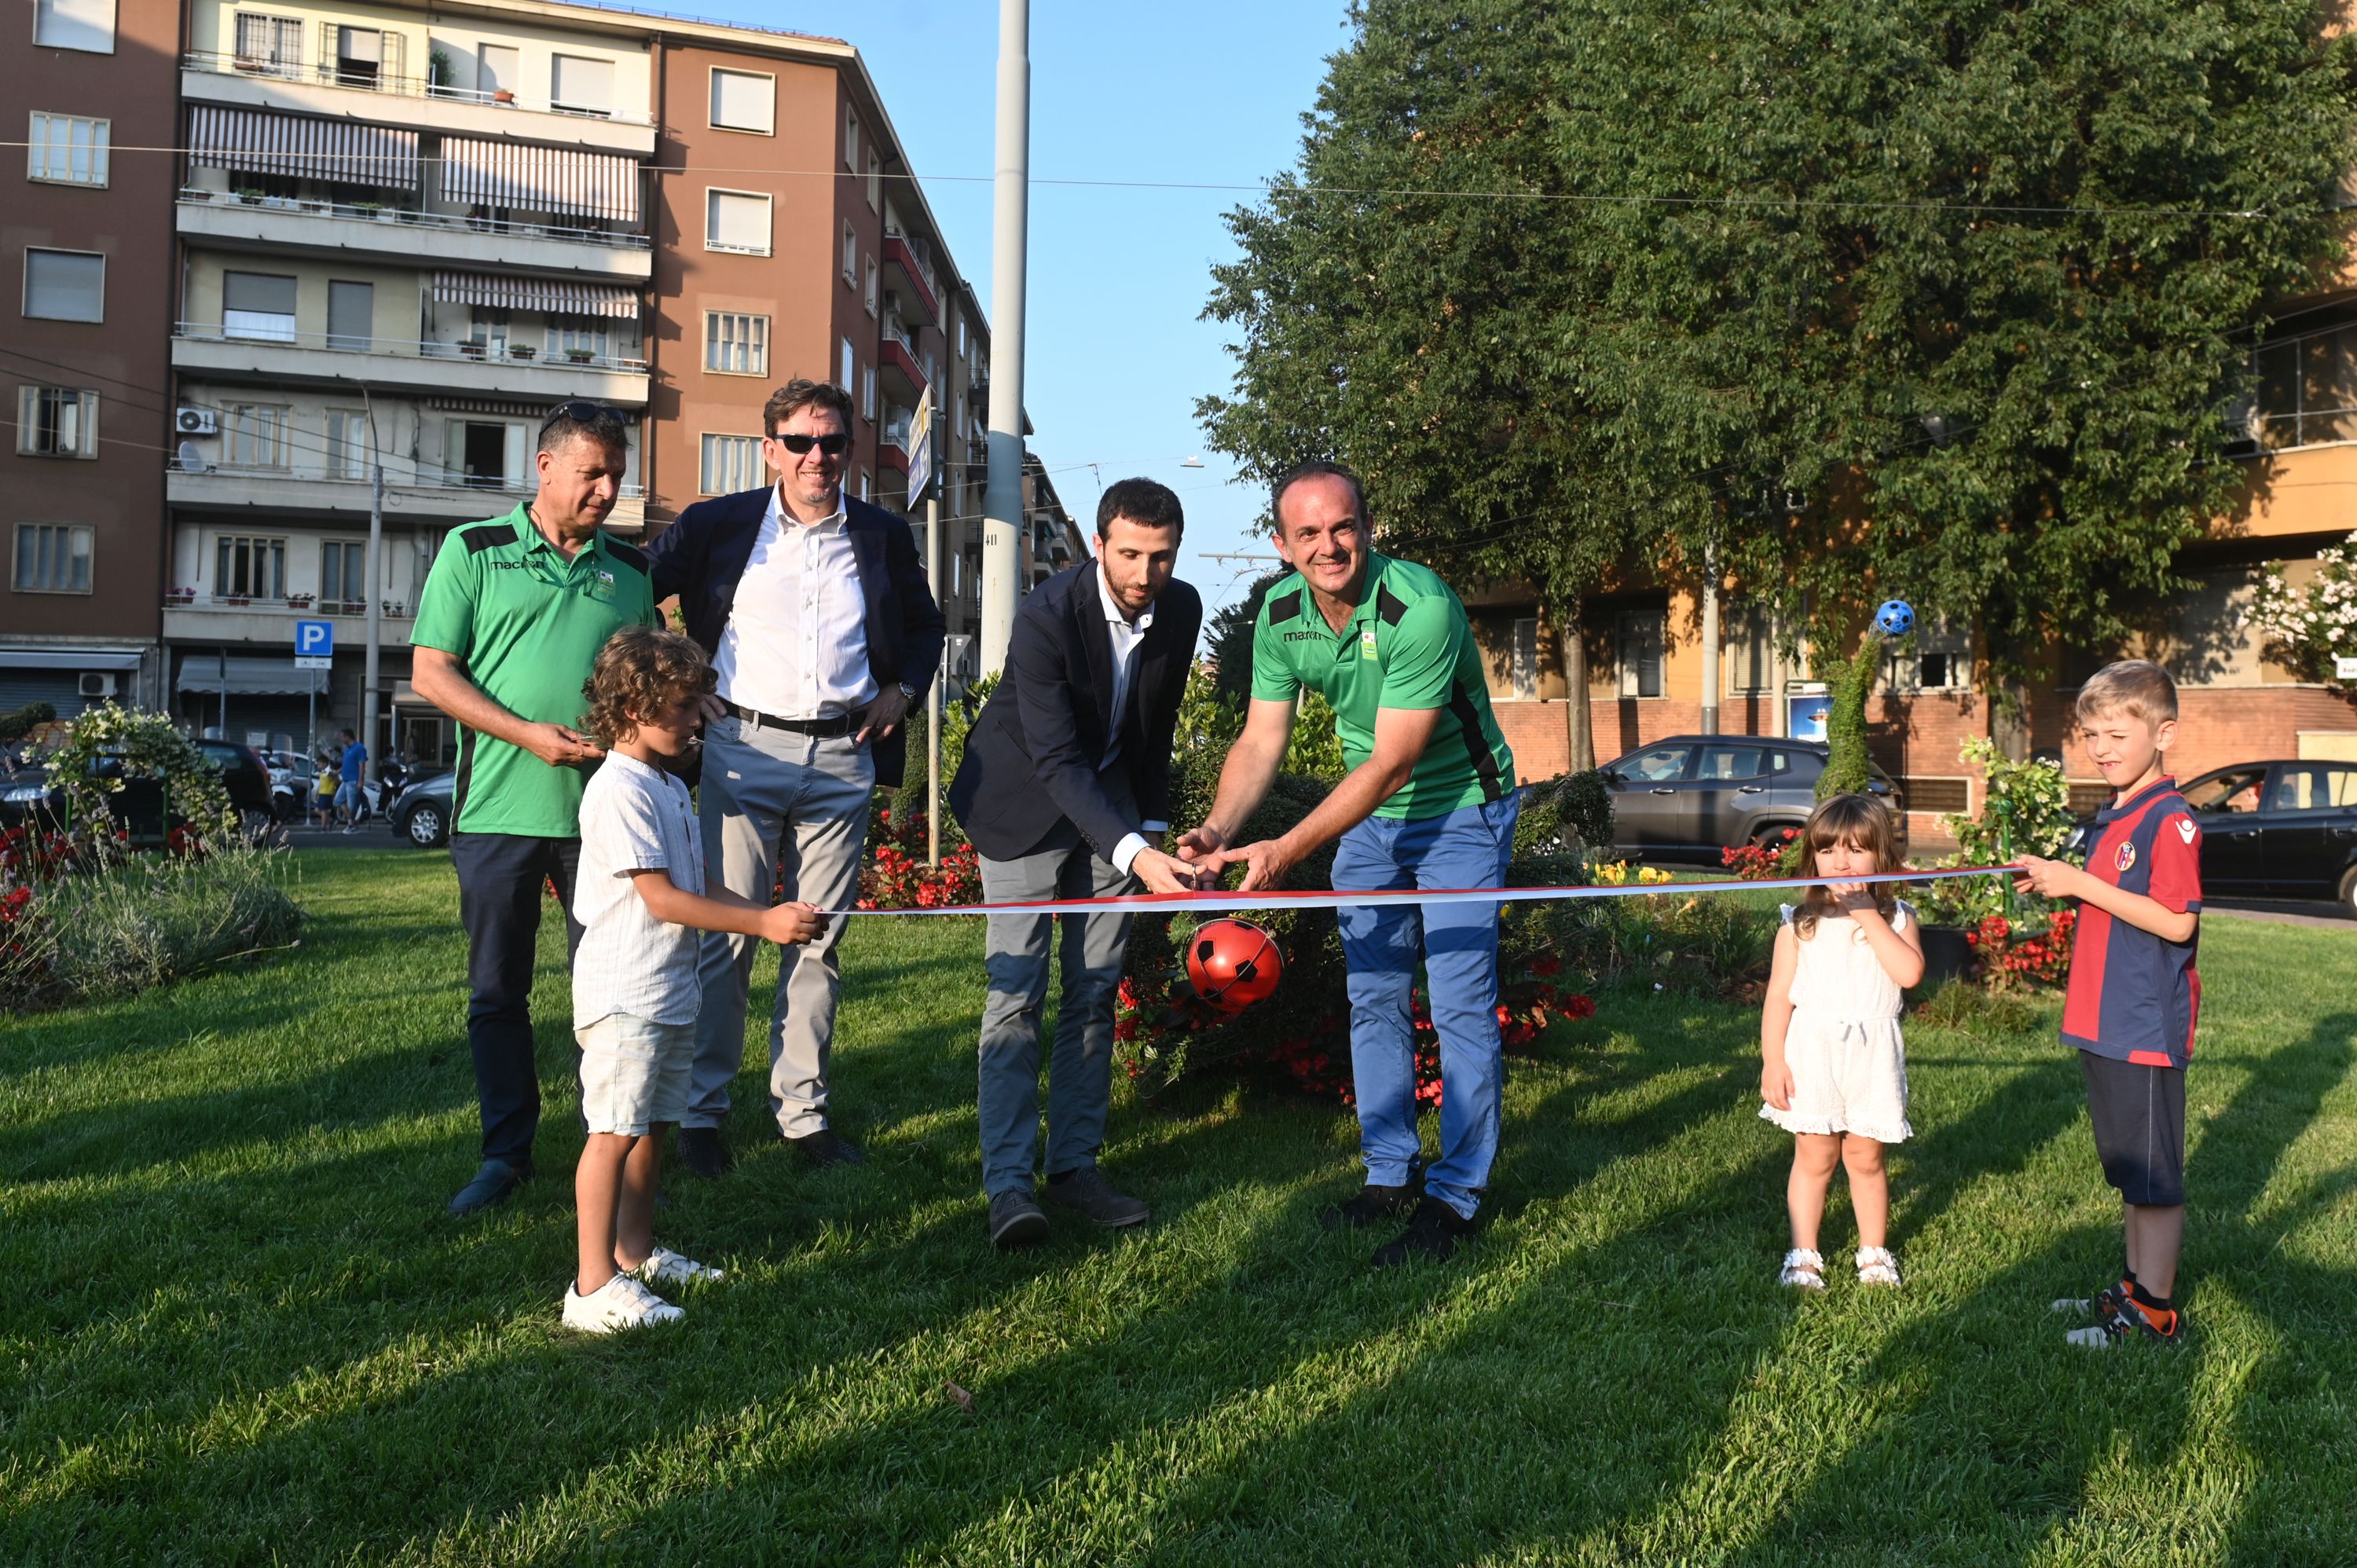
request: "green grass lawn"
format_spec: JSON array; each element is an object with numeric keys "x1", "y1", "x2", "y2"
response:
[{"x1": 4, "y1": 848, "x2": 2355, "y2": 1565}]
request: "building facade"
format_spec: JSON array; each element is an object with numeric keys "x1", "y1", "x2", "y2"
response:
[{"x1": 4, "y1": 0, "x2": 181, "y2": 717}]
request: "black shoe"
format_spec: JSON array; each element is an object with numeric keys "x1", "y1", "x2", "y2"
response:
[
  {"x1": 1043, "y1": 1167, "x2": 1150, "y2": 1229},
  {"x1": 448, "y1": 1158, "x2": 530, "y2": 1215},
  {"x1": 676, "y1": 1125, "x2": 731, "y2": 1179},
  {"x1": 1372, "y1": 1196, "x2": 1478, "y2": 1268},
  {"x1": 1318, "y1": 1163, "x2": 1425, "y2": 1232},
  {"x1": 784, "y1": 1127, "x2": 866, "y2": 1167},
  {"x1": 988, "y1": 1189, "x2": 1050, "y2": 1249}
]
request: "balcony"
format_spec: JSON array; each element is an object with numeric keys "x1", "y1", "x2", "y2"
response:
[
  {"x1": 164, "y1": 597, "x2": 417, "y2": 648},
  {"x1": 172, "y1": 322, "x2": 649, "y2": 405},
  {"x1": 879, "y1": 334, "x2": 927, "y2": 405},
  {"x1": 181, "y1": 49, "x2": 655, "y2": 158},
  {"x1": 167, "y1": 463, "x2": 647, "y2": 533},
  {"x1": 177, "y1": 191, "x2": 651, "y2": 281},
  {"x1": 881, "y1": 233, "x2": 937, "y2": 326}
]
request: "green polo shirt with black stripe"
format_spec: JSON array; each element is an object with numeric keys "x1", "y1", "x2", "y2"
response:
[
  {"x1": 411, "y1": 504, "x2": 661, "y2": 837},
  {"x1": 1250, "y1": 552, "x2": 1516, "y2": 819}
]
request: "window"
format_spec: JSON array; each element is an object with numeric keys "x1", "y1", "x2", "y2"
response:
[
  {"x1": 841, "y1": 222, "x2": 858, "y2": 284},
  {"x1": 864, "y1": 257, "x2": 880, "y2": 317},
  {"x1": 866, "y1": 150, "x2": 882, "y2": 211},
  {"x1": 704, "y1": 312, "x2": 768, "y2": 376},
  {"x1": 841, "y1": 337, "x2": 856, "y2": 395},
  {"x1": 700, "y1": 434, "x2": 761, "y2": 496},
  {"x1": 332, "y1": 25, "x2": 390, "y2": 88},
  {"x1": 321, "y1": 540, "x2": 367, "y2": 607},
  {"x1": 222, "y1": 271, "x2": 296, "y2": 342},
  {"x1": 709, "y1": 68, "x2": 774, "y2": 134},
  {"x1": 859, "y1": 469, "x2": 871, "y2": 503},
  {"x1": 551, "y1": 54, "x2": 614, "y2": 117},
  {"x1": 2269, "y1": 763, "x2": 2357, "y2": 812},
  {"x1": 446, "y1": 419, "x2": 524, "y2": 488},
  {"x1": 214, "y1": 533, "x2": 287, "y2": 599},
  {"x1": 2184, "y1": 767, "x2": 2268, "y2": 815},
  {"x1": 27, "y1": 113, "x2": 108, "y2": 186},
  {"x1": 845, "y1": 104, "x2": 859, "y2": 170},
  {"x1": 1695, "y1": 744, "x2": 1768, "y2": 781},
  {"x1": 1510, "y1": 617, "x2": 1538, "y2": 699},
  {"x1": 33, "y1": 0, "x2": 112, "y2": 53},
  {"x1": 23, "y1": 248, "x2": 104, "y2": 323},
  {"x1": 2252, "y1": 324, "x2": 2357, "y2": 451},
  {"x1": 232, "y1": 11, "x2": 301, "y2": 74},
  {"x1": 545, "y1": 320, "x2": 610, "y2": 362},
  {"x1": 223, "y1": 403, "x2": 291, "y2": 469},
  {"x1": 1618, "y1": 742, "x2": 1691, "y2": 782},
  {"x1": 1724, "y1": 604, "x2": 1776, "y2": 696},
  {"x1": 325, "y1": 408, "x2": 368, "y2": 479},
  {"x1": 16, "y1": 387, "x2": 100, "y2": 459},
  {"x1": 862, "y1": 367, "x2": 876, "y2": 422},
  {"x1": 13, "y1": 523, "x2": 93, "y2": 593},
  {"x1": 477, "y1": 44, "x2": 518, "y2": 98},
  {"x1": 326, "y1": 280, "x2": 372, "y2": 352},
  {"x1": 1885, "y1": 619, "x2": 1970, "y2": 694},
  {"x1": 1616, "y1": 608, "x2": 1665, "y2": 698},
  {"x1": 706, "y1": 189, "x2": 772, "y2": 255}
]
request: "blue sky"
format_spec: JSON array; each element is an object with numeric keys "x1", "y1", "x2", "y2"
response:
[{"x1": 710, "y1": 0, "x2": 1354, "y2": 616}]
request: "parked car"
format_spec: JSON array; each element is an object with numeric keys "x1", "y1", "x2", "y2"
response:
[
  {"x1": 0, "y1": 739, "x2": 275, "y2": 842},
  {"x1": 1590, "y1": 735, "x2": 1906, "y2": 865},
  {"x1": 2064, "y1": 759, "x2": 2357, "y2": 916},
  {"x1": 390, "y1": 769, "x2": 456, "y2": 848}
]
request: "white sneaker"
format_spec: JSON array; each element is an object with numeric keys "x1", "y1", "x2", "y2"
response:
[
  {"x1": 562, "y1": 1273, "x2": 684, "y2": 1334},
  {"x1": 630, "y1": 1245, "x2": 724, "y2": 1287}
]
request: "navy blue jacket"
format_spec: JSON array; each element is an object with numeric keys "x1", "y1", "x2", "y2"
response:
[
  {"x1": 645, "y1": 487, "x2": 945, "y2": 789},
  {"x1": 950, "y1": 563, "x2": 1201, "y2": 863}
]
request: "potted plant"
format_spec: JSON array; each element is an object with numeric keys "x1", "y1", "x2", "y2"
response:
[
  {"x1": 165, "y1": 586, "x2": 196, "y2": 606},
  {"x1": 492, "y1": 88, "x2": 516, "y2": 105},
  {"x1": 286, "y1": 592, "x2": 313, "y2": 609},
  {"x1": 565, "y1": 346, "x2": 595, "y2": 364},
  {"x1": 351, "y1": 200, "x2": 383, "y2": 218},
  {"x1": 235, "y1": 188, "x2": 266, "y2": 206},
  {"x1": 427, "y1": 47, "x2": 452, "y2": 91},
  {"x1": 509, "y1": 343, "x2": 535, "y2": 360},
  {"x1": 222, "y1": 593, "x2": 251, "y2": 606},
  {"x1": 460, "y1": 340, "x2": 486, "y2": 359}
]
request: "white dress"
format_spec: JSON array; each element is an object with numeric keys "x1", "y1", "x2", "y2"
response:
[{"x1": 1758, "y1": 899, "x2": 1914, "y2": 1144}]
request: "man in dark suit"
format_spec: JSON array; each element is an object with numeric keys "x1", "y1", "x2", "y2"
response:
[
  {"x1": 950, "y1": 478, "x2": 1203, "y2": 1247},
  {"x1": 646, "y1": 379, "x2": 944, "y2": 1176}
]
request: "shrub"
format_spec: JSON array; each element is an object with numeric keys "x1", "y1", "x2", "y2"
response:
[
  {"x1": 42, "y1": 705, "x2": 238, "y2": 854},
  {"x1": 1722, "y1": 829, "x2": 1798, "y2": 880},
  {"x1": 1913, "y1": 737, "x2": 2077, "y2": 936},
  {"x1": 1552, "y1": 769, "x2": 1615, "y2": 852},
  {"x1": 0, "y1": 701, "x2": 57, "y2": 746},
  {"x1": 2252, "y1": 531, "x2": 2355, "y2": 687}
]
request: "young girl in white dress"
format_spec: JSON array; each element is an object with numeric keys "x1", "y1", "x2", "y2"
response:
[{"x1": 1759, "y1": 793, "x2": 1926, "y2": 1288}]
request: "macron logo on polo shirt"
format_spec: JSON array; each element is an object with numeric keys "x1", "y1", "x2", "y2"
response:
[{"x1": 2061, "y1": 777, "x2": 2203, "y2": 1070}]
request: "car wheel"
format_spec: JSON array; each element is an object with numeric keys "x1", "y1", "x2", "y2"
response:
[{"x1": 402, "y1": 801, "x2": 448, "y2": 848}]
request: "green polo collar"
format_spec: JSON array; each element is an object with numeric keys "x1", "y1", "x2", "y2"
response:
[{"x1": 504, "y1": 504, "x2": 617, "y2": 573}]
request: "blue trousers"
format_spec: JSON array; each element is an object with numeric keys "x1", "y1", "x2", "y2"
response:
[
  {"x1": 1331, "y1": 793, "x2": 1518, "y2": 1218},
  {"x1": 449, "y1": 832, "x2": 583, "y2": 1167}
]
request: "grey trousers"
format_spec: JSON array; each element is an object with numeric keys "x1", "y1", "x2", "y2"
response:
[
  {"x1": 686, "y1": 716, "x2": 874, "y2": 1136},
  {"x1": 977, "y1": 820, "x2": 1137, "y2": 1197}
]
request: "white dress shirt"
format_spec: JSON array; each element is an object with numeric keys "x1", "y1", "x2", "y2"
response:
[
  {"x1": 712, "y1": 485, "x2": 878, "y2": 719},
  {"x1": 1097, "y1": 566, "x2": 1166, "y2": 875},
  {"x1": 573, "y1": 752, "x2": 706, "y2": 1028}
]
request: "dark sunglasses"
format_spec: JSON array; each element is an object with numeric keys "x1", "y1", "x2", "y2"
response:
[
  {"x1": 770, "y1": 432, "x2": 849, "y2": 456},
  {"x1": 541, "y1": 400, "x2": 614, "y2": 432}
]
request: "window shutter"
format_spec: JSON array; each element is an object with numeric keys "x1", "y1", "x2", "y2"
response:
[
  {"x1": 711, "y1": 69, "x2": 773, "y2": 134},
  {"x1": 76, "y1": 392, "x2": 100, "y2": 458},
  {"x1": 552, "y1": 55, "x2": 614, "y2": 114},
  {"x1": 24, "y1": 251, "x2": 104, "y2": 322}
]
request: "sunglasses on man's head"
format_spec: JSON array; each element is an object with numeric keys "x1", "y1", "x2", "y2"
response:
[
  {"x1": 770, "y1": 432, "x2": 849, "y2": 456},
  {"x1": 541, "y1": 400, "x2": 614, "y2": 432}
]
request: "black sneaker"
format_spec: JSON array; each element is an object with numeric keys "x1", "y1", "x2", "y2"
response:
[
  {"x1": 1318, "y1": 1162, "x2": 1425, "y2": 1232},
  {"x1": 676, "y1": 1126, "x2": 731, "y2": 1179},
  {"x1": 1372, "y1": 1196, "x2": 1478, "y2": 1268},
  {"x1": 988, "y1": 1189, "x2": 1050, "y2": 1249},
  {"x1": 447, "y1": 1157, "x2": 531, "y2": 1215},
  {"x1": 784, "y1": 1127, "x2": 865, "y2": 1168}
]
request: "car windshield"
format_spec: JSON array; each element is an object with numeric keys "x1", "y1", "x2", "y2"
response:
[
  {"x1": 1618, "y1": 745, "x2": 1690, "y2": 782},
  {"x1": 2183, "y1": 768, "x2": 2267, "y2": 814}
]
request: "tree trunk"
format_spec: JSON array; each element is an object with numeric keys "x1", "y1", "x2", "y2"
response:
[
  {"x1": 1557, "y1": 599, "x2": 1594, "y2": 773},
  {"x1": 1991, "y1": 673, "x2": 2031, "y2": 761}
]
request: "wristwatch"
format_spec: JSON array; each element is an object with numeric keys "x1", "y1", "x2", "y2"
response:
[{"x1": 896, "y1": 681, "x2": 919, "y2": 702}]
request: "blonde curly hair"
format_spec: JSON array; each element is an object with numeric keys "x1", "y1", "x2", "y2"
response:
[{"x1": 580, "y1": 625, "x2": 714, "y2": 747}]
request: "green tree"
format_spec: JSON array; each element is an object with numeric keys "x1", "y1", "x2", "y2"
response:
[{"x1": 1203, "y1": 0, "x2": 2357, "y2": 746}]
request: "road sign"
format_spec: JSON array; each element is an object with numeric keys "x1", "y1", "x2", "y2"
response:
[
  {"x1": 295, "y1": 618, "x2": 334, "y2": 671},
  {"x1": 906, "y1": 387, "x2": 936, "y2": 502},
  {"x1": 2336, "y1": 654, "x2": 2357, "y2": 681}
]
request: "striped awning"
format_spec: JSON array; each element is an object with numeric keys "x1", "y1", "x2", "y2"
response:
[
  {"x1": 432, "y1": 270, "x2": 639, "y2": 319},
  {"x1": 438, "y1": 136, "x2": 638, "y2": 224},
  {"x1": 189, "y1": 104, "x2": 418, "y2": 191}
]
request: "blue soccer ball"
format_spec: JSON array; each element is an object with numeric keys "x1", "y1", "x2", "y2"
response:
[{"x1": 1874, "y1": 599, "x2": 1915, "y2": 638}]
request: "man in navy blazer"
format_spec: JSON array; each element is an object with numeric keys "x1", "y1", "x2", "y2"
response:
[
  {"x1": 645, "y1": 379, "x2": 944, "y2": 1176},
  {"x1": 949, "y1": 478, "x2": 1202, "y2": 1247}
]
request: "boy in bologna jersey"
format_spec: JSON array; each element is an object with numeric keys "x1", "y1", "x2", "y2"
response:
[{"x1": 2015, "y1": 659, "x2": 2201, "y2": 1347}]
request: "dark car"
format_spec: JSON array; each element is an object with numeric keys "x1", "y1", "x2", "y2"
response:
[
  {"x1": 0, "y1": 739, "x2": 275, "y2": 841},
  {"x1": 193, "y1": 739, "x2": 277, "y2": 837},
  {"x1": 2066, "y1": 759, "x2": 2357, "y2": 917},
  {"x1": 390, "y1": 769, "x2": 455, "y2": 848},
  {"x1": 1595, "y1": 735, "x2": 1906, "y2": 864}
]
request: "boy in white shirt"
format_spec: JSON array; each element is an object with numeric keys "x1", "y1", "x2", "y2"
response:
[{"x1": 564, "y1": 627, "x2": 822, "y2": 1333}]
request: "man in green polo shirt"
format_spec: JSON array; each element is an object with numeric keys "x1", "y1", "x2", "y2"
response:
[
  {"x1": 1182, "y1": 461, "x2": 1517, "y2": 1268},
  {"x1": 412, "y1": 403, "x2": 661, "y2": 1214}
]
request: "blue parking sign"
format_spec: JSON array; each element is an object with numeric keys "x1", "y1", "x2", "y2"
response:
[{"x1": 295, "y1": 619, "x2": 334, "y2": 670}]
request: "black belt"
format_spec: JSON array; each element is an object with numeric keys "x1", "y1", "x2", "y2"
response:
[{"x1": 724, "y1": 701, "x2": 857, "y2": 738}]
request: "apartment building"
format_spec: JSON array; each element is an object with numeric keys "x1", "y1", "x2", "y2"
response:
[{"x1": 4, "y1": 0, "x2": 181, "y2": 716}]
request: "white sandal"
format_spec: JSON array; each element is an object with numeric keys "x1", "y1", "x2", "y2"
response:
[
  {"x1": 1856, "y1": 1246, "x2": 1901, "y2": 1287},
  {"x1": 1779, "y1": 1247, "x2": 1827, "y2": 1290}
]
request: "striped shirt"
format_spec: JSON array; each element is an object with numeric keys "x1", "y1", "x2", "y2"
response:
[
  {"x1": 2061, "y1": 776, "x2": 2203, "y2": 1068},
  {"x1": 573, "y1": 752, "x2": 706, "y2": 1028}
]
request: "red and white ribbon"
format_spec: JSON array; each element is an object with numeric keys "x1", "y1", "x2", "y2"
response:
[{"x1": 830, "y1": 863, "x2": 2015, "y2": 918}]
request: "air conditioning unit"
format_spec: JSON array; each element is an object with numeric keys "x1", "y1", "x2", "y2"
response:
[
  {"x1": 177, "y1": 408, "x2": 218, "y2": 436},
  {"x1": 78, "y1": 672, "x2": 118, "y2": 699}
]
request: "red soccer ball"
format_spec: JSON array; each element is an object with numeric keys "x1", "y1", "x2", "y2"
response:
[{"x1": 1186, "y1": 918, "x2": 1285, "y2": 1015}]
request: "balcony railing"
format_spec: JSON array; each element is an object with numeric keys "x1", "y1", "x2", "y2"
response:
[
  {"x1": 174, "y1": 458, "x2": 647, "y2": 500},
  {"x1": 178, "y1": 189, "x2": 650, "y2": 251},
  {"x1": 182, "y1": 48, "x2": 652, "y2": 126},
  {"x1": 174, "y1": 321, "x2": 648, "y2": 375},
  {"x1": 192, "y1": 592, "x2": 414, "y2": 617}
]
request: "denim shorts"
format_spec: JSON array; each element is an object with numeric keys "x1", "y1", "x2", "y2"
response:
[{"x1": 576, "y1": 1013, "x2": 696, "y2": 1136}]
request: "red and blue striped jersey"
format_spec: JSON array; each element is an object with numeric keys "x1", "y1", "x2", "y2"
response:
[{"x1": 2061, "y1": 776, "x2": 2202, "y2": 1068}]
